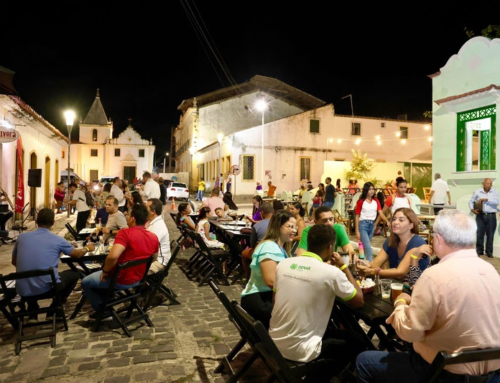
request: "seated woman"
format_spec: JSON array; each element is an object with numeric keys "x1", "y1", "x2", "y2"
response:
[
  {"x1": 241, "y1": 210, "x2": 296, "y2": 329},
  {"x1": 175, "y1": 202, "x2": 196, "y2": 231},
  {"x1": 248, "y1": 195, "x2": 264, "y2": 223},
  {"x1": 223, "y1": 191, "x2": 238, "y2": 216},
  {"x1": 127, "y1": 191, "x2": 144, "y2": 210},
  {"x1": 356, "y1": 207, "x2": 432, "y2": 282},
  {"x1": 288, "y1": 201, "x2": 306, "y2": 242},
  {"x1": 195, "y1": 207, "x2": 225, "y2": 249}
]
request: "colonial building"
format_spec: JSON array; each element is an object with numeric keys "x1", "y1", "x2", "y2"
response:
[
  {"x1": 431, "y1": 36, "x2": 500, "y2": 256},
  {"x1": 0, "y1": 65, "x2": 68, "y2": 220},
  {"x1": 69, "y1": 90, "x2": 155, "y2": 183},
  {"x1": 175, "y1": 75, "x2": 433, "y2": 197}
]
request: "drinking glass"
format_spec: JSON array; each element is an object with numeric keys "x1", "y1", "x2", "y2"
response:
[
  {"x1": 380, "y1": 279, "x2": 391, "y2": 299},
  {"x1": 391, "y1": 283, "x2": 404, "y2": 301}
]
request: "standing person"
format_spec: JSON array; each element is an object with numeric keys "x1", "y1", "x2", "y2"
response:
[
  {"x1": 357, "y1": 208, "x2": 431, "y2": 283},
  {"x1": 214, "y1": 176, "x2": 220, "y2": 189},
  {"x1": 356, "y1": 210, "x2": 500, "y2": 383},
  {"x1": 12, "y1": 208, "x2": 95, "y2": 320},
  {"x1": 200, "y1": 187, "x2": 225, "y2": 215},
  {"x1": 241, "y1": 210, "x2": 296, "y2": 329},
  {"x1": 255, "y1": 181, "x2": 262, "y2": 192},
  {"x1": 355, "y1": 182, "x2": 389, "y2": 261},
  {"x1": 54, "y1": 182, "x2": 66, "y2": 214},
  {"x1": 318, "y1": 183, "x2": 326, "y2": 205},
  {"x1": 146, "y1": 198, "x2": 171, "y2": 274},
  {"x1": 141, "y1": 172, "x2": 161, "y2": 199},
  {"x1": 81, "y1": 204, "x2": 159, "y2": 318},
  {"x1": 381, "y1": 177, "x2": 411, "y2": 217},
  {"x1": 110, "y1": 177, "x2": 127, "y2": 213},
  {"x1": 219, "y1": 173, "x2": 224, "y2": 192},
  {"x1": 158, "y1": 177, "x2": 167, "y2": 205},
  {"x1": 335, "y1": 178, "x2": 342, "y2": 192},
  {"x1": 270, "y1": 224, "x2": 364, "y2": 382},
  {"x1": 470, "y1": 178, "x2": 499, "y2": 258},
  {"x1": 391, "y1": 170, "x2": 403, "y2": 188},
  {"x1": 266, "y1": 181, "x2": 276, "y2": 198},
  {"x1": 429, "y1": 173, "x2": 451, "y2": 215},
  {"x1": 322, "y1": 177, "x2": 337, "y2": 209},
  {"x1": 225, "y1": 173, "x2": 232, "y2": 194},
  {"x1": 96, "y1": 183, "x2": 112, "y2": 209},
  {"x1": 309, "y1": 187, "x2": 323, "y2": 221},
  {"x1": 196, "y1": 178, "x2": 205, "y2": 201},
  {"x1": 65, "y1": 183, "x2": 91, "y2": 233}
]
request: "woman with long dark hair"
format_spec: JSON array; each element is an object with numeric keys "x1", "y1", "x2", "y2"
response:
[
  {"x1": 175, "y1": 202, "x2": 196, "y2": 230},
  {"x1": 241, "y1": 209, "x2": 296, "y2": 329},
  {"x1": 357, "y1": 207, "x2": 432, "y2": 282},
  {"x1": 354, "y1": 182, "x2": 388, "y2": 261},
  {"x1": 288, "y1": 201, "x2": 306, "y2": 242},
  {"x1": 248, "y1": 195, "x2": 264, "y2": 223},
  {"x1": 223, "y1": 191, "x2": 238, "y2": 211}
]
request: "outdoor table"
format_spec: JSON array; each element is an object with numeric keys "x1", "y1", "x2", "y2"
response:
[
  {"x1": 78, "y1": 227, "x2": 95, "y2": 235},
  {"x1": 209, "y1": 220, "x2": 251, "y2": 248},
  {"x1": 417, "y1": 214, "x2": 436, "y2": 230},
  {"x1": 332, "y1": 286, "x2": 411, "y2": 352}
]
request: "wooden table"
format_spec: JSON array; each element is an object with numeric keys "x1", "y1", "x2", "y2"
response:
[
  {"x1": 332, "y1": 287, "x2": 411, "y2": 352},
  {"x1": 417, "y1": 214, "x2": 436, "y2": 230}
]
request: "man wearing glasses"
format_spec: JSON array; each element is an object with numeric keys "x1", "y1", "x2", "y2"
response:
[{"x1": 297, "y1": 206, "x2": 356, "y2": 262}]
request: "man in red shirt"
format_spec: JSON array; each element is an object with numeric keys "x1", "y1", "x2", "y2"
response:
[{"x1": 81, "y1": 204, "x2": 159, "y2": 319}]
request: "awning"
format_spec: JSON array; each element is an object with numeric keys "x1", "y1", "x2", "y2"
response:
[{"x1": 410, "y1": 148, "x2": 432, "y2": 162}]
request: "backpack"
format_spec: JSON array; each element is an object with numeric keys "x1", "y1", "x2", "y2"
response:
[{"x1": 85, "y1": 191, "x2": 94, "y2": 208}]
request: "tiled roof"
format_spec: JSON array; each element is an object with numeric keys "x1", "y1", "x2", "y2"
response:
[
  {"x1": 434, "y1": 84, "x2": 500, "y2": 105},
  {"x1": 82, "y1": 89, "x2": 110, "y2": 125}
]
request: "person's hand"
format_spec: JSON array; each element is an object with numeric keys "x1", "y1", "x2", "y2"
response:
[
  {"x1": 416, "y1": 244, "x2": 432, "y2": 258},
  {"x1": 331, "y1": 252, "x2": 344, "y2": 268},
  {"x1": 350, "y1": 251, "x2": 358, "y2": 265},
  {"x1": 100, "y1": 271, "x2": 108, "y2": 282},
  {"x1": 86, "y1": 243, "x2": 96, "y2": 252},
  {"x1": 356, "y1": 263, "x2": 373, "y2": 278},
  {"x1": 479, "y1": 198, "x2": 488, "y2": 202},
  {"x1": 471, "y1": 209, "x2": 479, "y2": 215},
  {"x1": 355, "y1": 230, "x2": 361, "y2": 242}
]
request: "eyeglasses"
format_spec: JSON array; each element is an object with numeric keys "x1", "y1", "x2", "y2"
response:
[{"x1": 282, "y1": 224, "x2": 298, "y2": 232}]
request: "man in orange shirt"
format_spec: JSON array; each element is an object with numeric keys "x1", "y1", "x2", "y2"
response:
[
  {"x1": 266, "y1": 181, "x2": 276, "y2": 198},
  {"x1": 356, "y1": 209, "x2": 500, "y2": 382}
]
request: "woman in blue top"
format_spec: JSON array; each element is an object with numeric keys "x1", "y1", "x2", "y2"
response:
[
  {"x1": 241, "y1": 209, "x2": 296, "y2": 329},
  {"x1": 357, "y1": 208, "x2": 432, "y2": 283}
]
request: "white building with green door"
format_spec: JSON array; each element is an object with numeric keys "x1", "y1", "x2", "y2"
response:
[{"x1": 431, "y1": 36, "x2": 500, "y2": 256}]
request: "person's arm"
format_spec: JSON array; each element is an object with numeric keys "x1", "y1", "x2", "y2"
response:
[
  {"x1": 292, "y1": 219, "x2": 305, "y2": 241},
  {"x1": 100, "y1": 243, "x2": 125, "y2": 282},
  {"x1": 357, "y1": 247, "x2": 388, "y2": 277},
  {"x1": 296, "y1": 227, "x2": 308, "y2": 256},
  {"x1": 341, "y1": 242, "x2": 357, "y2": 264},
  {"x1": 185, "y1": 216, "x2": 196, "y2": 230},
  {"x1": 332, "y1": 252, "x2": 363, "y2": 308},
  {"x1": 446, "y1": 191, "x2": 451, "y2": 204},
  {"x1": 249, "y1": 227, "x2": 257, "y2": 249},
  {"x1": 428, "y1": 190, "x2": 434, "y2": 203},
  {"x1": 377, "y1": 208, "x2": 389, "y2": 225},
  {"x1": 11, "y1": 242, "x2": 18, "y2": 266},
  {"x1": 68, "y1": 243, "x2": 96, "y2": 258},
  {"x1": 469, "y1": 191, "x2": 479, "y2": 214},
  {"x1": 485, "y1": 190, "x2": 500, "y2": 209},
  {"x1": 260, "y1": 259, "x2": 278, "y2": 288},
  {"x1": 203, "y1": 221, "x2": 214, "y2": 242},
  {"x1": 386, "y1": 275, "x2": 438, "y2": 343}
]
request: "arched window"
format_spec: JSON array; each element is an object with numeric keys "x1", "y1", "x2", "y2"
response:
[{"x1": 92, "y1": 129, "x2": 97, "y2": 142}]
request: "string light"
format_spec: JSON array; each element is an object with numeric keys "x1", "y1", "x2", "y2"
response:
[
  {"x1": 377, "y1": 141, "x2": 381, "y2": 145},
  {"x1": 396, "y1": 132, "x2": 401, "y2": 137},
  {"x1": 355, "y1": 139, "x2": 361, "y2": 145},
  {"x1": 424, "y1": 125, "x2": 430, "y2": 130},
  {"x1": 401, "y1": 139, "x2": 406, "y2": 144},
  {"x1": 428, "y1": 137, "x2": 433, "y2": 141},
  {"x1": 375, "y1": 135, "x2": 380, "y2": 140},
  {"x1": 337, "y1": 139, "x2": 342, "y2": 144}
]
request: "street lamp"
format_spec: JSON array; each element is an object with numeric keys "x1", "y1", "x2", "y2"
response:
[
  {"x1": 255, "y1": 97, "x2": 268, "y2": 182},
  {"x1": 163, "y1": 152, "x2": 169, "y2": 174},
  {"x1": 217, "y1": 133, "x2": 223, "y2": 184},
  {"x1": 64, "y1": 110, "x2": 75, "y2": 218}
]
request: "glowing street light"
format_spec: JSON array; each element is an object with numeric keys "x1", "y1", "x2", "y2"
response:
[
  {"x1": 255, "y1": 97, "x2": 268, "y2": 182},
  {"x1": 64, "y1": 110, "x2": 75, "y2": 218}
]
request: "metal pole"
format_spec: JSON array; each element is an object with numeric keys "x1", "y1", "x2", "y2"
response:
[
  {"x1": 350, "y1": 95, "x2": 354, "y2": 117},
  {"x1": 218, "y1": 142, "x2": 221, "y2": 183},
  {"x1": 163, "y1": 157, "x2": 166, "y2": 174},
  {"x1": 261, "y1": 111, "x2": 265, "y2": 182},
  {"x1": 66, "y1": 130, "x2": 71, "y2": 218}
]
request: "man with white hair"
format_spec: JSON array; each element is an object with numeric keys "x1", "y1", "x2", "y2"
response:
[{"x1": 356, "y1": 209, "x2": 500, "y2": 382}]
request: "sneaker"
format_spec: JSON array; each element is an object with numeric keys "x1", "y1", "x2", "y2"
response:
[{"x1": 89, "y1": 311, "x2": 113, "y2": 321}]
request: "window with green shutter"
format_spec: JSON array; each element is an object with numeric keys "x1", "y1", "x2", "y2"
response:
[
  {"x1": 310, "y1": 119, "x2": 320, "y2": 134},
  {"x1": 456, "y1": 105, "x2": 496, "y2": 172},
  {"x1": 243, "y1": 155, "x2": 255, "y2": 181}
]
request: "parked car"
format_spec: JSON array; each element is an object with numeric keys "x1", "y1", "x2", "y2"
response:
[{"x1": 166, "y1": 182, "x2": 189, "y2": 201}]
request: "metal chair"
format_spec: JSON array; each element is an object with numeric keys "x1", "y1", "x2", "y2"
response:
[{"x1": 65, "y1": 223, "x2": 87, "y2": 241}]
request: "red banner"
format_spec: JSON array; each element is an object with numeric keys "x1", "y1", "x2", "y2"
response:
[{"x1": 15, "y1": 135, "x2": 24, "y2": 213}]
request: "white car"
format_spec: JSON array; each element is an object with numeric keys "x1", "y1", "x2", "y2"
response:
[{"x1": 166, "y1": 182, "x2": 190, "y2": 201}]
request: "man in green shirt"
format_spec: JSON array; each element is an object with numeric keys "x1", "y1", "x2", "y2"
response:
[{"x1": 297, "y1": 206, "x2": 356, "y2": 261}]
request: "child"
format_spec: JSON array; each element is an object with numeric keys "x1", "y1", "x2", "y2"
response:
[
  {"x1": 308, "y1": 189, "x2": 323, "y2": 222},
  {"x1": 215, "y1": 207, "x2": 232, "y2": 221},
  {"x1": 196, "y1": 207, "x2": 225, "y2": 249}
]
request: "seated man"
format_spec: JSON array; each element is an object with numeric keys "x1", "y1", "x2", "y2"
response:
[
  {"x1": 270, "y1": 224, "x2": 365, "y2": 382},
  {"x1": 356, "y1": 210, "x2": 500, "y2": 382},
  {"x1": 145, "y1": 198, "x2": 171, "y2": 274},
  {"x1": 12, "y1": 208, "x2": 95, "y2": 320},
  {"x1": 297, "y1": 206, "x2": 356, "y2": 262},
  {"x1": 99, "y1": 196, "x2": 128, "y2": 244},
  {"x1": 200, "y1": 187, "x2": 225, "y2": 215},
  {"x1": 81, "y1": 204, "x2": 159, "y2": 319}
]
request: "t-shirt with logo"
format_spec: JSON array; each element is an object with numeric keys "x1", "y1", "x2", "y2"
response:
[{"x1": 269, "y1": 252, "x2": 356, "y2": 362}]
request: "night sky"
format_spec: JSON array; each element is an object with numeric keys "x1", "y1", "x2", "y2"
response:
[{"x1": 2, "y1": 2, "x2": 499, "y2": 165}]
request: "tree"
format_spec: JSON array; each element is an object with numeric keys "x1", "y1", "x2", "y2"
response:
[
  {"x1": 343, "y1": 149, "x2": 375, "y2": 185},
  {"x1": 465, "y1": 25, "x2": 500, "y2": 39}
]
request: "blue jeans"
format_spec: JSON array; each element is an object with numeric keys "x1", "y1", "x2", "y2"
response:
[
  {"x1": 358, "y1": 220, "x2": 375, "y2": 261},
  {"x1": 476, "y1": 213, "x2": 497, "y2": 255},
  {"x1": 322, "y1": 201, "x2": 334, "y2": 209},
  {"x1": 356, "y1": 350, "x2": 500, "y2": 383},
  {"x1": 196, "y1": 190, "x2": 204, "y2": 201},
  {"x1": 81, "y1": 271, "x2": 138, "y2": 311}
]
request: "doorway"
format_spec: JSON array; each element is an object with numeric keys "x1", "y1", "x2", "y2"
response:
[
  {"x1": 123, "y1": 166, "x2": 136, "y2": 183},
  {"x1": 44, "y1": 156, "x2": 51, "y2": 207},
  {"x1": 30, "y1": 152, "x2": 37, "y2": 218}
]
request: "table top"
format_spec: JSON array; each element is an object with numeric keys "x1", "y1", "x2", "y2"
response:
[
  {"x1": 79, "y1": 228, "x2": 95, "y2": 235},
  {"x1": 417, "y1": 215, "x2": 437, "y2": 220},
  {"x1": 209, "y1": 220, "x2": 251, "y2": 237},
  {"x1": 336, "y1": 290, "x2": 395, "y2": 325}
]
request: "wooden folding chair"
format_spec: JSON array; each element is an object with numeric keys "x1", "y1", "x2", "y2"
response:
[
  {"x1": 191, "y1": 232, "x2": 231, "y2": 287},
  {"x1": 142, "y1": 241, "x2": 181, "y2": 311},
  {"x1": 334, "y1": 209, "x2": 351, "y2": 233},
  {"x1": 91, "y1": 256, "x2": 154, "y2": 337}
]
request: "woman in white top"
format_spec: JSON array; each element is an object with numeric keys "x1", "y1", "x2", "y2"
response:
[
  {"x1": 354, "y1": 182, "x2": 388, "y2": 261},
  {"x1": 196, "y1": 207, "x2": 225, "y2": 249}
]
